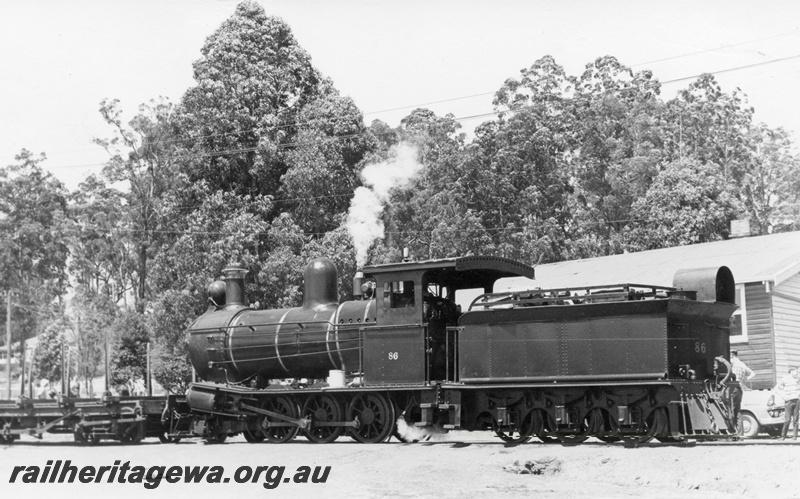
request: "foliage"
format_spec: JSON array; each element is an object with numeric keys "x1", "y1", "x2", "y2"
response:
[
  {"x1": 93, "y1": 98, "x2": 179, "y2": 307},
  {"x1": 173, "y1": 0, "x2": 325, "y2": 199},
  {"x1": 7, "y1": 3, "x2": 800, "y2": 391},
  {"x1": 0, "y1": 150, "x2": 71, "y2": 344},
  {"x1": 146, "y1": 289, "x2": 197, "y2": 393},
  {"x1": 740, "y1": 125, "x2": 800, "y2": 234},
  {"x1": 31, "y1": 327, "x2": 66, "y2": 384},
  {"x1": 624, "y1": 159, "x2": 741, "y2": 250},
  {"x1": 68, "y1": 286, "x2": 116, "y2": 396},
  {"x1": 151, "y1": 347, "x2": 194, "y2": 395},
  {"x1": 109, "y1": 310, "x2": 150, "y2": 388}
]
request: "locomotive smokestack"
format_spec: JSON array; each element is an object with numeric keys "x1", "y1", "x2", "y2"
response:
[
  {"x1": 221, "y1": 266, "x2": 248, "y2": 309},
  {"x1": 353, "y1": 270, "x2": 364, "y2": 299}
]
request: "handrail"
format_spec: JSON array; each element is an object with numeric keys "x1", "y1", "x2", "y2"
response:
[{"x1": 469, "y1": 283, "x2": 676, "y2": 311}]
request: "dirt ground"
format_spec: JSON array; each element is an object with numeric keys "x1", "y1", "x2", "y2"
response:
[{"x1": 2, "y1": 430, "x2": 799, "y2": 499}]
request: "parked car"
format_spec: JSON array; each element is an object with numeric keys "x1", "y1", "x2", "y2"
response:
[{"x1": 740, "y1": 389, "x2": 784, "y2": 437}]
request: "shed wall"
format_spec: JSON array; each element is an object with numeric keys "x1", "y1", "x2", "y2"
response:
[
  {"x1": 736, "y1": 283, "x2": 775, "y2": 390},
  {"x1": 772, "y1": 273, "x2": 800, "y2": 383}
]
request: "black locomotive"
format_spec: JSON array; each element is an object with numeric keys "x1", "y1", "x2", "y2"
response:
[{"x1": 181, "y1": 255, "x2": 739, "y2": 444}]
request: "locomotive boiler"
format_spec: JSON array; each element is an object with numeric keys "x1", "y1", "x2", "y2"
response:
[
  {"x1": 183, "y1": 255, "x2": 740, "y2": 444},
  {"x1": 188, "y1": 259, "x2": 373, "y2": 383}
]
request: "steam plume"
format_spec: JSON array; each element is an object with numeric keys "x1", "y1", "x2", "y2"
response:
[{"x1": 346, "y1": 143, "x2": 422, "y2": 267}]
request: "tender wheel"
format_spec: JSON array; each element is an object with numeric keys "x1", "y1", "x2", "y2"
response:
[
  {"x1": 493, "y1": 410, "x2": 537, "y2": 445},
  {"x1": 741, "y1": 412, "x2": 759, "y2": 438},
  {"x1": 258, "y1": 395, "x2": 300, "y2": 443},
  {"x1": 348, "y1": 392, "x2": 396, "y2": 443},
  {"x1": 536, "y1": 410, "x2": 560, "y2": 443},
  {"x1": 624, "y1": 406, "x2": 668, "y2": 444},
  {"x1": 555, "y1": 408, "x2": 588, "y2": 444},
  {"x1": 302, "y1": 394, "x2": 343, "y2": 444},
  {"x1": 585, "y1": 408, "x2": 621, "y2": 442}
]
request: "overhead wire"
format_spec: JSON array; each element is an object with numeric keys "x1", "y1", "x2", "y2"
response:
[
  {"x1": 38, "y1": 42, "x2": 800, "y2": 172},
  {"x1": 30, "y1": 29, "x2": 800, "y2": 160},
  {"x1": 68, "y1": 215, "x2": 679, "y2": 239}
]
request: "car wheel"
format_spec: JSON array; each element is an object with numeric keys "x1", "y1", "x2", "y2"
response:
[{"x1": 741, "y1": 412, "x2": 759, "y2": 438}]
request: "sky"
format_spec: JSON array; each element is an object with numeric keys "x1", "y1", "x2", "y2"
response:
[{"x1": 1, "y1": 0, "x2": 798, "y2": 190}]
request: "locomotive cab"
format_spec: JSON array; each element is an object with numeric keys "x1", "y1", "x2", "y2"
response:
[{"x1": 361, "y1": 256, "x2": 536, "y2": 385}]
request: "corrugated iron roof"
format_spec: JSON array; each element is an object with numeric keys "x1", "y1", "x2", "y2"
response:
[{"x1": 497, "y1": 230, "x2": 800, "y2": 292}]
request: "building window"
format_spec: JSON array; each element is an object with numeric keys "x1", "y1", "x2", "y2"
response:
[{"x1": 730, "y1": 284, "x2": 748, "y2": 344}]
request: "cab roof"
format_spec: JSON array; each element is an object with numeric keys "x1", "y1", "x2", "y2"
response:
[{"x1": 363, "y1": 255, "x2": 535, "y2": 291}]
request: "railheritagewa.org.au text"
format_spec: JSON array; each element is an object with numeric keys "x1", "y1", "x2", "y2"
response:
[{"x1": 8, "y1": 460, "x2": 331, "y2": 489}]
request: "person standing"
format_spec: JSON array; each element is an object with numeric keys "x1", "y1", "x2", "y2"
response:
[
  {"x1": 774, "y1": 366, "x2": 800, "y2": 440},
  {"x1": 727, "y1": 350, "x2": 755, "y2": 436},
  {"x1": 715, "y1": 354, "x2": 744, "y2": 437},
  {"x1": 730, "y1": 350, "x2": 755, "y2": 387}
]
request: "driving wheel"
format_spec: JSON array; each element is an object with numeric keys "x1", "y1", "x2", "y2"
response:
[
  {"x1": 347, "y1": 392, "x2": 395, "y2": 443},
  {"x1": 302, "y1": 394, "x2": 343, "y2": 443},
  {"x1": 258, "y1": 395, "x2": 300, "y2": 443}
]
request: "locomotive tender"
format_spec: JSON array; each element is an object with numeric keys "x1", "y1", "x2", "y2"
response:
[{"x1": 183, "y1": 255, "x2": 739, "y2": 444}]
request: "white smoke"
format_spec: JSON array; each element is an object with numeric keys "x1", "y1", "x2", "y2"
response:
[
  {"x1": 394, "y1": 416, "x2": 449, "y2": 443},
  {"x1": 346, "y1": 143, "x2": 423, "y2": 267}
]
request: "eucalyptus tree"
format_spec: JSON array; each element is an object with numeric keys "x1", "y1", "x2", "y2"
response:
[
  {"x1": 566, "y1": 56, "x2": 664, "y2": 257},
  {"x1": 624, "y1": 158, "x2": 740, "y2": 250},
  {"x1": 0, "y1": 150, "x2": 70, "y2": 345},
  {"x1": 660, "y1": 74, "x2": 754, "y2": 182},
  {"x1": 93, "y1": 97, "x2": 178, "y2": 308},
  {"x1": 741, "y1": 125, "x2": 800, "y2": 234},
  {"x1": 172, "y1": 1, "x2": 325, "y2": 201},
  {"x1": 278, "y1": 82, "x2": 375, "y2": 235},
  {"x1": 463, "y1": 55, "x2": 575, "y2": 263}
]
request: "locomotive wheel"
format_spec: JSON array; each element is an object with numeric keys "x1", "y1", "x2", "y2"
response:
[
  {"x1": 348, "y1": 392, "x2": 396, "y2": 443},
  {"x1": 258, "y1": 395, "x2": 300, "y2": 443},
  {"x1": 493, "y1": 410, "x2": 537, "y2": 445},
  {"x1": 302, "y1": 394, "x2": 343, "y2": 444},
  {"x1": 243, "y1": 423, "x2": 266, "y2": 443}
]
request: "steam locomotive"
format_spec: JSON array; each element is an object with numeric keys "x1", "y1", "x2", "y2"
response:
[{"x1": 181, "y1": 255, "x2": 739, "y2": 444}]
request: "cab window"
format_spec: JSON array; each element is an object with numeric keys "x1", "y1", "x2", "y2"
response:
[{"x1": 383, "y1": 281, "x2": 415, "y2": 309}]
